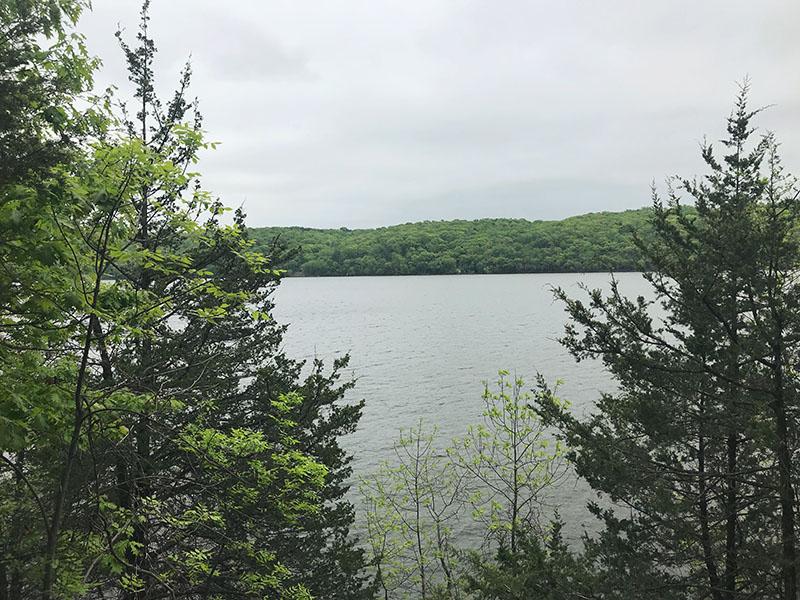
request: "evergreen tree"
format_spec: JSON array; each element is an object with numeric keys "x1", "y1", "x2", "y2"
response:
[
  {"x1": 84, "y1": 3, "x2": 371, "y2": 597},
  {"x1": 462, "y1": 521, "x2": 590, "y2": 600},
  {"x1": 537, "y1": 86, "x2": 800, "y2": 599}
]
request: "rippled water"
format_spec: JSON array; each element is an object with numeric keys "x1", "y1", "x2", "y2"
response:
[{"x1": 273, "y1": 272, "x2": 650, "y2": 538}]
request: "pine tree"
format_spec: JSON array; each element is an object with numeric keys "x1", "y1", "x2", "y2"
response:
[{"x1": 538, "y1": 85, "x2": 800, "y2": 599}]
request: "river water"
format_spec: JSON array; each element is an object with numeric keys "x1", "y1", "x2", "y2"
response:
[{"x1": 272, "y1": 272, "x2": 651, "y2": 539}]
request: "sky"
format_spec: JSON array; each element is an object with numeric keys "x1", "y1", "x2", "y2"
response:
[{"x1": 78, "y1": 1, "x2": 800, "y2": 229}]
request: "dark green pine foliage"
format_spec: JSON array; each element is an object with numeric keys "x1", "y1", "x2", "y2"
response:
[
  {"x1": 462, "y1": 521, "x2": 592, "y2": 600},
  {"x1": 83, "y1": 4, "x2": 370, "y2": 598},
  {"x1": 536, "y1": 86, "x2": 800, "y2": 600},
  {"x1": 258, "y1": 357, "x2": 374, "y2": 599}
]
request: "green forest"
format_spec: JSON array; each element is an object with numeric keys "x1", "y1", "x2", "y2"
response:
[
  {"x1": 250, "y1": 209, "x2": 654, "y2": 276},
  {"x1": 3, "y1": 2, "x2": 800, "y2": 600}
]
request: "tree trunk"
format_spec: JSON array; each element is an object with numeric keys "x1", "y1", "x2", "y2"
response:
[
  {"x1": 0, "y1": 564, "x2": 8, "y2": 600},
  {"x1": 698, "y1": 429, "x2": 722, "y2": 600},
  {"x1": 42, "y1": 312, "x2": 99, "y2": 600},
  {"x1": 723, "y1": 432, "x2": 738, "y2": 600},
  {"x1": 9, "y1": 570, "x2": 20, "y2": 600},
  {"x1": 772, "y1": 358, "x2": 797, "y2": 600}
]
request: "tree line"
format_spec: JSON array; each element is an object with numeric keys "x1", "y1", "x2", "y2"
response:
[{"x1": 250, "y1": 210, "x2": 656, "y2": 277}]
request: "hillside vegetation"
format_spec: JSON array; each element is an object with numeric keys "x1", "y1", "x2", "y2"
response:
[{"x1": 250, "y1": 208, "x2": 656, "y2": 276}]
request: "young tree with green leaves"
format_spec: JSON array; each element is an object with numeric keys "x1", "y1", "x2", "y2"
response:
[
  {"x1": 361, "y1": 374, "x2": 567, "y2": 600},
  {"x1": 360, "y1": 419, "x2": 465, "y2": 600},
  {"x1": 537, "y1": 86, "x2": 800, "y2": 600},
  {"x1": 0, "y1": 1, "x2": 103, "y2": 595},
  {"x1": 448, "y1": 372, "x2": 567, "y2": 554},
  {"x1": 0, "y1": 0, "x2": 103, "y2": 186}
]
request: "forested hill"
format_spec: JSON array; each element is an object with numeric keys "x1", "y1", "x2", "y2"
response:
[{"x1": 249, "y1": 207, "x2": 655, "y2": 276}]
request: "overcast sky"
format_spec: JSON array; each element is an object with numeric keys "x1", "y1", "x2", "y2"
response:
[{"x1": 78, "y1": 1, "x2": 800, "y2": 229}]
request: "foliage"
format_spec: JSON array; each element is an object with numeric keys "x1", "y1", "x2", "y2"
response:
[
  {"x1": 0, "y1": 0, "x2": 103, "y2": 186},
  {"x1": 535, "y1": 86, "x2": 800, "y2": 599},
  {"x1": 449, "y1": 373, "x2": 567, "y2": 553},
  {"x1": 462, "y1": 521, "x2": 591, "y2": 600},
  {"x1": 0, "y1": 2, "x2": 368, "y2": 599},
  {"x1": 250, "y1": 210, "x2": 657, "y2": 277},
  {"x1": 360, "y1": 420, "x2": 465, "y2": 600},
  {"x1": 360, "y1": 373, "x2": 566, "y2": 600}
]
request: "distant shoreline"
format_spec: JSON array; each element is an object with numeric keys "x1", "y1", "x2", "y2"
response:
[
  {"x1": 278, "y1": 268, "x2": 644, "y2": 278},
  {"x1": 250, "y1": 207, "x2": 657, "y2": 277}
]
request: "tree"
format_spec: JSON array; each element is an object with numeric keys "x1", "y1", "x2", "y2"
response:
[
  {"x1": 360, "y1": 374, "x2": 566, "y2": 600},
  {"x1": 537, "y1": 85, "x2": 800, "y2": 600},
  {"x1": 360, "y1": 419, "x2": 465, "y2": 600},
  {"x1": 448, "y1": 372, "x2": 567, "y2": 554},
  {"x1": 1, "y1": 85, "x2": 328, "y2": 600},
  {"x1": 462, "y1": 521, "x2": 591, "y2": 600},
  {"x1": 0, "y1": 2, "x2": 369, "y2": 598},
  {"x1": 86, "y1": 4, "x2": 369, "y2": 598},
  {"x1": 0, "y1": 2, "x2": 105, "y2": 596},
  {"x1": 0, "y1": 0, "x2": 101, "y2": 187}
]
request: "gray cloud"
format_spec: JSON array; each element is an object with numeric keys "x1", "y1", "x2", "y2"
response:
[
  {"x1": 190, "y1": 11, "x2": 311, "y2": 82},
  {"x1": 79, "y1": 0, "x2": 800, "y2": 228}
]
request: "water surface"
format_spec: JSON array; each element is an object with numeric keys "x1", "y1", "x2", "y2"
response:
[{"x1": 273, "y1": 272, "x2": 650, "y2": 536}]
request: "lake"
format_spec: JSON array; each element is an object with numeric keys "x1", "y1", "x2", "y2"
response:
[{"x1": 272, "y1": 272, "x2": 651, "y2": 538}]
